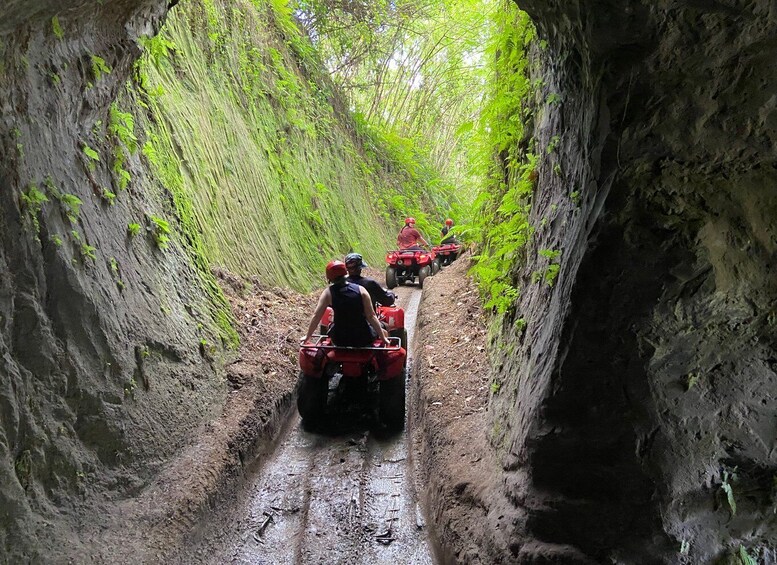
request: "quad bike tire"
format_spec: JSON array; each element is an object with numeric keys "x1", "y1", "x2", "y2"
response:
[
  {"x1": 379, "y1": 370, "x2": 406, "y2": 431},
  {"x1": 297, "y1": 372, "x2": 328, "y2": 426},
  {"x1": 431, "y1": 258, "x2": 441, "y2": 275},
  {"x1": 418, "y1": 265, "x2": 431, "y2": 288},
  {"x1": 385, "y1": 266, "x2": 398, "y2": 289}
]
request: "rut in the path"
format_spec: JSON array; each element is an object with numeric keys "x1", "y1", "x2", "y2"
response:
[{"x1": 178, "y1": 288, "x2": 435, "y2": 565}]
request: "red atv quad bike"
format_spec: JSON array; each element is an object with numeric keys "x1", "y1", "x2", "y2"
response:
[
  {"x1": 385, "y1": 248, "x2": 440, "y2": 289},
  {"x1": 319, "y1": 304, "x2": 407, "y2": 352},
  {"x1": 297, "y1": 335, "x2": 406, "y2": 431},
  {"x1": 432, "y1": 241, "x2": 463, "y2": 267}
]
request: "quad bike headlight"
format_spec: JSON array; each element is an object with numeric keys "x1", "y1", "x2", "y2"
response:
[{"x1": 397, "y1": 259, "x2": 404, "y2": 265}]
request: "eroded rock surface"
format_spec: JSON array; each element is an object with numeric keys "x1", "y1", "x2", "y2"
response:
[
  {"x1": 480, "y1": 0, "x2": 777, "y2": 561},
  {"x1": 0, "y1": 1, "x2": 232, "y2": 560}
]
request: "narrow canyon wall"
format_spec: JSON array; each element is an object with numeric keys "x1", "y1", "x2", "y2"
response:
[
  {"x1": 0, "y1": 1, "x2": 236, "y2": 560},
  {"x1": 488, "y1": 0, "x2": 777, "y2": 561},
  {"x1": 0, "y1": 0, "x2": 419, "y2": 560}
]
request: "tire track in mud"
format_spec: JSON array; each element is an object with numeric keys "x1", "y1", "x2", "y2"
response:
[{"x1": 186, "y1": 288, "x2": 433, "y2": 564}]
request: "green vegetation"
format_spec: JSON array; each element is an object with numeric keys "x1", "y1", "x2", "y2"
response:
[
  {"x1": 82, "y1": 143, "x2": 100, "y2": 171},
  {"x1": 19, "y1": 184, "x2": 48, "y2": 235},
  {"x1": 109, "y1": 103, "x2": 138, "y2": 190},
  {"x1": 127, "y1": 222, "x2": 141, "y2": 237},
  {"x1": 128, "y1": 0, "x2": 401, "y2": 293},
  {"x1": 738, "y1": 546, "x2": 756, "y2": 565},
  {"x1": 297, "y1": 0, "x2": 490, "y2": 210},
  {"x1": 59, "y1": 194, "x2": 83, "y2": 223},
  {"x1": 534, "y1": 248, "x2": 561, "y2": 286},
  {"x1": 467, "y1": 3, "x2": 537, "y2": 315},
  {"x1": 90, "y1": 55, "x2": 111, "y2": 81},
  {"x1": 101, "y1": 188, "x2": 116, "y2": 205},
  {"x1": 465, "y1": 4, "x2": 537, "y2": 313},
  {"x1": 720, "y1": 467, "x2": 737, "y2": 517},
  {"x1": 124, "y1": 377, "x2": 137, "y2": 399},
  {"x1": 80, "y1": 243, "x2": 97, "y2": 262},
  {"x1": 14, "y1": 450, "x2": 32, "y2": 489},
  {"x1": 112, "y1": 0, "x2": 544, "y2": 348},
  {"x1": 51, "y1": 16, "x2": 64, "y2": 39},
  {"x1": 109, "y1": 257, "x2": 125, "y2": 290},
  {"x1": 149, "y1": 215, "x2": 171, "y2": 249}
]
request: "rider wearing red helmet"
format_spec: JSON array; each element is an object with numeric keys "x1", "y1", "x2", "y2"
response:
[
  {"x1": 397, "y1": 217, "x2": 429, "y2": 250},
  {"x1": 304, "y1": 260, "x2": 388, "y2": 346},
  {"x1": 440, "y1": 218, "x2": 459, "y2": 245}
]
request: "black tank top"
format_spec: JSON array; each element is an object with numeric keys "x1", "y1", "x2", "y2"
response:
[{"x1": 329, "y1": 282, "x2": 374, "y2": 346}]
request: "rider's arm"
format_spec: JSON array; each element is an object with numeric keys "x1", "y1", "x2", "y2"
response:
[
  {"x1": 416, "y1": 228, "x2": 429, "y2": 247},
  {"x1": 304, "y1": 288, "x2": 331, "y2": 342},
  {"x1": 360, "y1": 287, "x2": 388, "y2": 343},
  {"x1": 368, "y1": 279, "x2": 395, "y2": 306}
]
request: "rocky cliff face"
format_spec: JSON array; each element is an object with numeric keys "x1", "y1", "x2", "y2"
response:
[
  {"x1": 0, "y1": 1, "x2": 235, "y2": 560},
  {"x1": 487, "y1": 0, "x2": 777, "y2": 561}
]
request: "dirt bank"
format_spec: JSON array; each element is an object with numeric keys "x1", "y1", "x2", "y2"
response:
[{"x1": 409, "y1": 255, "x2": 533, "y2": 564}]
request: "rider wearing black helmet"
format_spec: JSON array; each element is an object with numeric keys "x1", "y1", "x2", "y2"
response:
[{"x1": 344, "y1": 253, "x2": 396, "y2": 308}]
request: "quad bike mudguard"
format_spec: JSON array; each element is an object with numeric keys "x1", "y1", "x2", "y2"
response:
[
  {"x1": 432, "y1": 242, "x2": 462, "y2": 266},
  {"x1": 299, "y1": 336, "x2": 405, "y2": 381},
  {"x1": 298, "y1": 336, "x2": 407, "y2": 431}
]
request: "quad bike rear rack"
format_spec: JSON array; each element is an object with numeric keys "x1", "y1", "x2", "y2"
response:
[{"x1": 300, "y1": 335, "x2": 402, "y2": 351}]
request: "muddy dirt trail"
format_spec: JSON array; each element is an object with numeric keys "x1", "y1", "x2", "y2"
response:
[{"x1": 174, "y1": 287, "x2": 439, "y2": 564}]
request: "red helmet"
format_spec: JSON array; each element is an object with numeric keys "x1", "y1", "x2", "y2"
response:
[
  {"x1": 445, "y1": 218, "x2": 453, "y2": 226},
  {"x1": 325, "y1": 260, "x2": 347, "y2": 282},
  {"x1": 405, "y1": 217, "x2": 415, "y2": 225}
]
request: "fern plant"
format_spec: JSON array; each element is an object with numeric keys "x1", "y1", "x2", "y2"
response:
[
  {"x1": 20, "y1": 185, "x2": 49, "y2": 235},
  {"x1": 150, "y1": 215, "x2": 171, "y2": 249},
  {"x1": 90, "y1": 55, "x2": 111, "y2": 81}
]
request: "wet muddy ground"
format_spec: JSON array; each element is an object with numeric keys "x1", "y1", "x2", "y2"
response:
[{"x1": 173, "y1": 289, "x2": 439, "y2": 564}]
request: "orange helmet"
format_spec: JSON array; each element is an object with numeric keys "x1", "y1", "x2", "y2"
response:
[
  {"x1": 405, "y1": 217, "x2": 415, "y2": 225},
  {"x1": 445, "y1": 218, "x2": 453, "y2": 226},
  {"x1": 325, "y1": 260, "x2": 347, "y2": 281}
]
